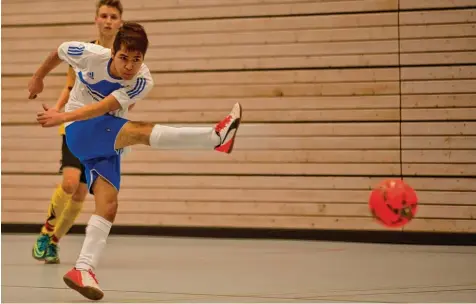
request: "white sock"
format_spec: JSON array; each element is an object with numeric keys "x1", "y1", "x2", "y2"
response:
[
  {"x1": 75, "y1": 214, "x2": 112, "y2": 271},
  {"x1": 149, "y1": 125, "x2": 220, "y2": 149}
]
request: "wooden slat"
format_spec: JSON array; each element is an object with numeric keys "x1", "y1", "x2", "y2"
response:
[
  {"x1": 3, "y1": 200, "x2": 475, "y2": 220},
  {"x1": 2, "y1": 162, "x2": 400, "y2": 176},
  {"x1": 403, "y1": 150, "x2": 476, "y2": 163},
  {"x1": 400, "y1": 23, "x2": 476, "y2": 39},
  {"x1": 401, "y1": 94, "x2": 476, "y2": 109},
  {"x1": 2, "y1": 123, "x2": 400, "y2": 138},
  {"x1": 402, "y1": 122, "x2": 476, "y2": 135},
  {"x1": 2, "y1": 150, "x2": 400, "y2": 164},
  {"x1": 2, "y1": 199, "x2": 372, "y2": 217},
  {"x1": 403, "y1": 164, "x2": 476, "y2": 176},
  {"x1": 402, "y1": 108, "x2": 476, "y2": 121},
  {"x1": 0, "y1": 175, "x2": 385, "y2": 190},
  {"x1": 402, "y1": 80, "x2": 476, "y2": 94},
  {"x1": 0, "y1": 187, "x2": 374, "y2": 203},
  {"x1": 3, "y1": 54, "x2": 399, "y2": 73},
  {"x1": 3, "y1": 96, "x2": 400, "y2": 110},
  {"x1": 2, "y1": 185, "x2": 474, "y2": 206},
  {"x1": 402, "y1": 219, "x2": 476, "y2": 233},
  {"x1": 400, "y1": 37, "x2": 476, "y2": 53},
  {"x1": 2, "y1": 0, "x2": 325, "y2": 15},
  {"x1": 399, "y1": 9, "x2": 476, "y2": 25},
  {"x1": 404, "y1": 177, "x2": 476, "y2": 191},
  {"x1": 3, "y1": 174, "x2": 476, "y2": 191},
  {"x1": 400, "y1": 51, "x2": 476, "y2": 65},
  {"x1": 1, "y1": 0, "x2": 398, "y2": 25},
  {"x1": 0, "y1": 212, "x2": 391, "y2": 230},
  {"x1": 400, "y1": 0, "x2": 476, "y2": 9},
  {"x1": 2, "y1": 82, "x2": 400, "y2": 99},
  {"x1": 2, "y1": 69, "x2": 400, "y2": 88},
  {"x1": 2, "y1": 107, "x2": 400, "y2": 123},
  {"x1": 2, "y1": 136, "x2": 400, "y2": 151},
  {"x1": 400, "y1": 66, "x2": 476, "y2": 80},
  {"x1": 402, "y1": 136, "x2": 476, "y2": 149},
  {"x1": 1, "y1": 13, "x2": 398, "y2": 39},
  {"x1": 3, "y1": 26, "x2": 398, "y2": 53}
]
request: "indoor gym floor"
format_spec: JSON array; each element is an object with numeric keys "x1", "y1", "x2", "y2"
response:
[{"x1": 2, "y1": 234, "x2": 476, "y2": 303}]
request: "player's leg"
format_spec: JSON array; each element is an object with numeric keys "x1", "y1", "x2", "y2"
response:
[
  {"x1": 33, "y1": 136, "x2": 81, "y2": 261},
  {"x1": 114, "y1": 102, "x2": 242, "y2": 152},
  {"x1": 45, "y1": 170, "x2": 88, "y2": 264},
  {"x1": 63, "y1": 159, "x2": 120, "y2": 301}
]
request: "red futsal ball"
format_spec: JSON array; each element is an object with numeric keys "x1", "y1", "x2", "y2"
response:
[{"x1": 369, "y1": 179, "x2": 418, "y2": 228}]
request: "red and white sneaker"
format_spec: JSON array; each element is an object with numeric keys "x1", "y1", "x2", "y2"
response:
[
  {"x1": 214, "y1": 102, "x2": 242, "y2": 153},
  {"x1": 63, "y1": 268, "x2": 104, "y2": 301}
]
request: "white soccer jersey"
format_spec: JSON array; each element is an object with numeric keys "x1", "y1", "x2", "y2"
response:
[{"x1": 57, "y1": 41, "x2": 153, "y2": 125}]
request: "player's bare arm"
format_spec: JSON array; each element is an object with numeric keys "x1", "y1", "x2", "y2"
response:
[
  {"x1": 37, "y1": 95, "x2": 122, "y2": 127},
  {"x1": 28, "y1": 50, "x2": 63, "y2": 99}
]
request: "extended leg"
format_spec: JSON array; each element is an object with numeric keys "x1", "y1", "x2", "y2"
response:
[{"x1": 114, "y1": 102, "x2": 242, "y2": 153}]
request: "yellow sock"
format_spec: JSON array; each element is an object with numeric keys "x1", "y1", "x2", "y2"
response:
[
  {"x1": 41, "y1": 185, "x2": 71, "y2": 236},
  {"x1": 53, "y1": 200, "x2": 84, "y2": 241}
]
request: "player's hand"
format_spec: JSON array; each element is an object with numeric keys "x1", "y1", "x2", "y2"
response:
[
  {"x1": 36, "y1": 104, "x2": 64, "y2": 127},
  {"x1": 28, "y1": 76, "x2": 44, "y2": 99}
]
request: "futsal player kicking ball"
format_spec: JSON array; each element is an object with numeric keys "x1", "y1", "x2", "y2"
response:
[
  {"x1": 28, "y1": 22, "x2": 241, "y2": 301},
  {"x1": 32, "y1": 0, "x2": 125, "y2": 265}
]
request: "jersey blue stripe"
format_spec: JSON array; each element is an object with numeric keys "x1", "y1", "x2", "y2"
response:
[
  {"x1": 67, "y1": 45, "x2": 85, "y2": 56},
  {"x1": 126, "y1": 78, "x2": 143, "y2": 96},
  {"x1": 127, "y1": 78, "x2": 146, "y2": 99},
  {"x1": 129, "y1": 78, "x2": 147, "y2": 99}
]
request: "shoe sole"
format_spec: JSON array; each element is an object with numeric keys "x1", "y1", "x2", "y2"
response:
[
  {"x1": 222, "y1": 103, "x2": 242, "y2": 154},
  {"x1": 63, "y1": 275, "x2": 104, "y2": 301},
  {"x1": 45, "y1": 258, "x2": 60, "y2": 264}
]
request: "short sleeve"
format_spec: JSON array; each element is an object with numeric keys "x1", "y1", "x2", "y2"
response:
[
  {"x1": 111, "y1": 71, "x2": 154, "y2": 110},
  {"x1": 57, "y1": 41, "x2": 94, "y2": 71}
]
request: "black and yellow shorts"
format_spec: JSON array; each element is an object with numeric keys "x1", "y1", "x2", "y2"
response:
[{"x1": 59, "y1": 135, "x2": 87, "y2": 184}]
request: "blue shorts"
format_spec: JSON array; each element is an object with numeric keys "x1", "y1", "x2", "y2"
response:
[{"x1": 65, "y1": 114, "x2": 129, "y2": 194}]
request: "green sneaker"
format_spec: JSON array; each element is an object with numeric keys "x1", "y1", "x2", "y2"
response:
[
  {"x1": 44, "y1": 242, "x2": 60, "y2": 264},
  {"x1": 32, "y1": 233, "x2": 50, "y2": 261}
]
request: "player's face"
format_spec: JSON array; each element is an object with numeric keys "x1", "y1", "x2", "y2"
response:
[
  {"x1": 111, "y1": 46, "x2": 144, "y2": 80},
  {"x1": 95, "y1": 5, "x2": 122, "y2": 38}
]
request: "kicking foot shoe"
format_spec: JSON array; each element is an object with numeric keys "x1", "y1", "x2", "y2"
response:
[
  {"x1": 44, "y1": 242, "x2": 60, "y2": 264},
  {"x1": 63, "y1": 268, "x2": 104, "y2": 301},
  {"x1": 214, "y1": 102, "x2": 242, "y2": 154},
  {"x1": 32, "y1": 233, "x2": 50, "y2": 261}
]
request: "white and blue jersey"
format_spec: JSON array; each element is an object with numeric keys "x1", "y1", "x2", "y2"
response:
[
  {"x1": 57, "y1": 41, "x2": 154, "y2": 194},
  {"x1": 58, "y1": 41, "x2": 153, "y2": 124}
]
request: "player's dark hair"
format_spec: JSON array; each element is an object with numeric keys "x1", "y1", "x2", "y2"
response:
[
  {"x1": 113, "y1": 22, "x2": 149, "y2": 57},
  {"x1": 96, "y1": 0, "x2": 123, "y2": 16}
]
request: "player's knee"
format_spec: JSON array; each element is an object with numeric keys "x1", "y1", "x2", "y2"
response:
[
  {"x1": 62, "y1": 178, "x2": 80, "y2": 194},
  {"x1": 103, "y1": 200, "x2": 118, "y2": 222},
  {"x1": 72, "y1": 184, "x2": 88, "y2": 202}
]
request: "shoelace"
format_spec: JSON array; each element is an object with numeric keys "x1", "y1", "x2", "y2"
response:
[
  {"x1": 88, "y1": 269, "x2": 99, "y2": 284},
  {"x1": 215, "y1": 115, "x2": 231, "y2": 133}
]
